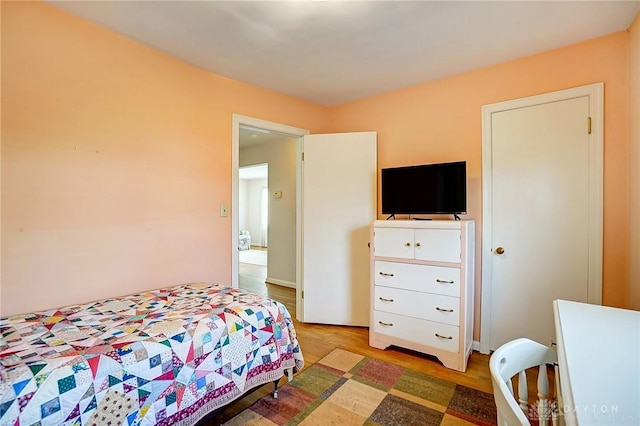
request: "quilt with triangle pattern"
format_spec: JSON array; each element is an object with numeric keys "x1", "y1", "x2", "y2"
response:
[{"x1": 0, "y1": 283, "x2": 304, "y2": 426}]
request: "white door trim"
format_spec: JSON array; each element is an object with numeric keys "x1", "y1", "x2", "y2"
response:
[
  {"x1": 231, "y1": 115, "x2": 309, "y2": 320},
  {"x1": 479, "y1": 83, "x2": 603, "y2": 354}
]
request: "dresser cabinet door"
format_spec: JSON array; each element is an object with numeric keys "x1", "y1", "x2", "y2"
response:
[
  {"x1": 414, "y1": 229, "x2": 461, "y2": 263},
  {"x1": 373, "y1": 228, "x2": 414, "y2": 259}
]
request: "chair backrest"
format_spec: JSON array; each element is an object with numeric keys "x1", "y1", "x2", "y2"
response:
[{"x1": 489, "y1": 338, "x2": 558, "y2": 426}]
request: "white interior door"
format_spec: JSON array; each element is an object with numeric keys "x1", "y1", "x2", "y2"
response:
[
  {"x1": 481, "y1": 84, "x2": 603, "y2": 352},
  {"x1": 301, "y1": 132, "x2": 377, "y2": 326}
]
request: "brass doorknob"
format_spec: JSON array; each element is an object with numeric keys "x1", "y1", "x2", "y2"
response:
[{"x1": 495, "y1": 247, "x2": 505, "y2": 255}]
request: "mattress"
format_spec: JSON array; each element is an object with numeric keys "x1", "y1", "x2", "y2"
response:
[{"x1": 0, "y1": 283, "x2": 304, "y2": 425}]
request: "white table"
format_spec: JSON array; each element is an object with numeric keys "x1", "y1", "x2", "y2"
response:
[{"x1": 553, "y1": 299, "x2": 640, "y2": 425}]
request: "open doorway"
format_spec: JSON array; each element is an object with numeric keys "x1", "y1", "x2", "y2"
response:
[
  {"x1": 232, "y1": 116, "x2": 309, "y2": 318},
  {"x1": 238, "y1": 163, "x2": 268, "y2": 294}
]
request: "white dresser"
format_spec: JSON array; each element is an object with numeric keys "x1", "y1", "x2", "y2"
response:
[{"x1": 369, "y1": 219, "x2": 475, "y2": 372}]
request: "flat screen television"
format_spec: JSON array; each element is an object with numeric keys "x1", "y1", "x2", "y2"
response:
[{"x1": 381, "y1": 161, "x2": 467, "y2": 216}]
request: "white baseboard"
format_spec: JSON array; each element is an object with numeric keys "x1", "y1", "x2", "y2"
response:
[
  {"x1": 472, "y1": 340, "x2": 492, "y2": 354},
  {"x1": 265, "y1": 277, "x2": 296, "y2": 289}
]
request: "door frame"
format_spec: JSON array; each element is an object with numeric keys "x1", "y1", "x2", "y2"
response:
[
  {"x1": 479, "y1": 83, "x2": 604, "y2": 354},
  {"x1": 231, "y1": 115, "x2": 309, "y2": 320}
]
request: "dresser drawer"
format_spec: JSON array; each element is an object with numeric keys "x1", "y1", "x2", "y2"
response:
[
  {"x1": 374, "y1": 286, "x2": 459, "y2": 325},
  {"x1": 374, "y1": 261, "x2": 460, "y2": 297},
  {"x1": 372, "y1": 311, "x2": 459, "y2": 353}
]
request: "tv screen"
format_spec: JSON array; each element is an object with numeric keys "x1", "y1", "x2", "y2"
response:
[{"x1": 381, "y1": 161, "x2": 467, "y2": 215}]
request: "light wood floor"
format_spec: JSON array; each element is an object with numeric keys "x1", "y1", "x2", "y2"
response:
[{"x1": 203, "y1": 263, "x2": 495, "y2": 424}]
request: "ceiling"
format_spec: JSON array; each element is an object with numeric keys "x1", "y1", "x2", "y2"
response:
[
  {"x1": 239, "y1": 125, "x2": 298, "y2": 150},
  {"x1": 47, "y1": 1, "x2": 639, "y2": 107}
]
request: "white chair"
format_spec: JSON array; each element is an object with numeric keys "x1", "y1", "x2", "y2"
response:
[
  {"x1": 489, "y1": 338, "x2": 563, "y2": 426},
  {"x1": 238, "y1": 230, "x2": 251, "y2": 251}
]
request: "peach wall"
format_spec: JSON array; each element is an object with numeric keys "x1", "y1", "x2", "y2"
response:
[
  {"x1": 0, "y1": 2, "x2": 4, "y2": 314},
  {"x1": 327, "y1": 32, "x2": 631, "y2": 338},
  {"x1": 630, "y1": 12, "x2": 640, "y2": 310},
  {"x1": 2, "y1": 0, "x2": 634, "y2": 335},
  {"x1": 1, "y1": 2, "x2": 327, "y2": 316}
]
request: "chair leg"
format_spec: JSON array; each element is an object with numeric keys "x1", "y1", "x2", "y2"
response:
[
  {"x1": 538, "y1": 364, "x2": 550, "y2": 425},
  {"x1": 518, "y1": 370, "x2": 528, "y2": 413},
  {"x1": 554, "y1": 364, "x2": 565, "y2": 426}
]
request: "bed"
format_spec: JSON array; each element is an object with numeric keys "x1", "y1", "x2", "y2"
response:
[{"x1": 0, "y1": 283, "x2": 304, "y2": 426}]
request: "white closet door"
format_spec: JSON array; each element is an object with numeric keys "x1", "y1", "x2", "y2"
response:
[
  {"x1": 486, "y1": 94, "x2": 597, "y2": 351},
  {"x1": 301, "y1": 132, "x2": 377, "y2": 326}
]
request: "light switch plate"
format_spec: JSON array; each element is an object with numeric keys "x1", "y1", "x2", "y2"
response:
[{"x1": 220, "y1": 204, "x2": 228, "y2": 217}]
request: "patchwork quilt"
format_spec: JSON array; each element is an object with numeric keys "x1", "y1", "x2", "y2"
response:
[{"x1": 0, "y1": 283, "x2": 304, "y2": 426}]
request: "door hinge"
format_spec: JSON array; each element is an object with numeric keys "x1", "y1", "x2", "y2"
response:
[
  {"x1": 587, "y1": 117, "x2": 592, "y2": 135},
  {"x1": 302, "y1": 152, "x2": 305, "y2": 161},
  {"x1": 301, "y1": 290, "x2": 304, "y2": 298}
]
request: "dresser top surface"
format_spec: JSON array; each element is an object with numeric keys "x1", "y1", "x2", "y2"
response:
[{"x1": 373, "y1": 219, "x2": 474, "y2": 229}]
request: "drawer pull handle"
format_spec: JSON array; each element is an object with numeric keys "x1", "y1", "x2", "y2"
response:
[
  {"x1": 405, "y1": 242, "x2": 411, "y2": 247},
  {"x1": 435, "y1": 333, "x2": 453, "y2": 340},
  {"x1": 379, "y1": 272, "x2": 395, "y2": 277},
  {"x1": 378, "y1": 321, "x2": 394, "y2": 327},
  {"x1": 436, "y1": 307, "x2": 454, "y2": 313},
  {"x1": 415, "y1": 242, "x2": 421, "y2": 247},
  {"x1": 436, "y1": 279, "x2": 454, "y2": 285},
  {"x1": 379, "y1": 297, "x2": 394, "y2": 302}
]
